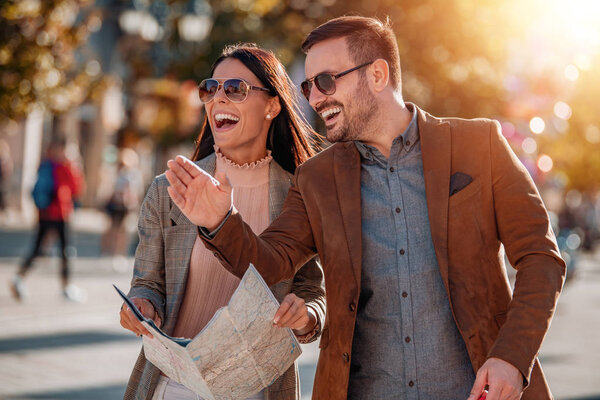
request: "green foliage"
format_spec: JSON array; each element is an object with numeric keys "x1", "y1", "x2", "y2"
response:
[{"x1": 0, "y1": 0, "x2": 99, "y2": 122}]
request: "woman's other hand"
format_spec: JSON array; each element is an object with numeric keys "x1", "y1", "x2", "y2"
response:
[
  {"x1": 273, "y1": 293, "x2": 317, "y2": 335},
  {"x1": 119, "y1": 298, "x2": 162, "y2": 339}
]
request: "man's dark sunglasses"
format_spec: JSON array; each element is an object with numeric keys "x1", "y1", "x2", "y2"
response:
[
  {"x1": 198, "y1": 78, "x2": 271, "y2": 103},
  {"x1": 300, "y1": 61, "x2": 374, "y2": 101}
]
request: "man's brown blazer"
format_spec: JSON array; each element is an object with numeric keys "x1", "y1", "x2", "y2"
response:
[{"x1": 202, "y1": 105, "x2": 566, "y2": 399}]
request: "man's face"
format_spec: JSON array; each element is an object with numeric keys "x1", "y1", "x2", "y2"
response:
[{"x1": 304, "y1": 37, "x2": 376, "y2": 143}]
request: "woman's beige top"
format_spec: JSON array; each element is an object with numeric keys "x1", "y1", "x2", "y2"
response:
[{"x1": 172, "y1": 147, "x2": 272, "y2": 339}]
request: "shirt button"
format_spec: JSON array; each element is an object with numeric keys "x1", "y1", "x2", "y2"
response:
[
  {"x1": 405, "y1": 336, "x2": 411, "y2": 343},
  {"x1": 399, "y1": 249, "x2": 405, "y2": 255},
  {"x1": 409, "y1": 381, "x2": 415, "y2": 387},
  {"x1": 389, "y1": 167, "x2": 395, "y2": 172},
  {"x1": 402, "y1": 291, "x2": 408, "y2": 298},
  {"x1": 395, "y1": 207, "x2": 401, "y2": 213},
  {"x1": 349, "y1": 302, "x2": 356, "y2": 312},
  {"x1": 342, "y1": 352, "x2": 350, "y2": 362},
  {"x1": 406, "y1": 140, "x2": 411, "y2": 146}
]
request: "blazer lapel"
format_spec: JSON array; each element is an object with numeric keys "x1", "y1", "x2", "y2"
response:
[
  {"x1": 417, "y1": 106, "x2": 452, "y2": 293},
  {"x1": 167, "y1": 153, "x2": 216, "y2": 226},
  {"x1": 333, "y1": 142, "x2": 363, "y2": 290}
]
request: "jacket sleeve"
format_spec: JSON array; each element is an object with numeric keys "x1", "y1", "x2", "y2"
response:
[
  {"x1": 486, "y1": 120, "x2": 566, "y2": 385},
  {"x1": 201, "y1": 170, "x2": 318, "y2": 288},
  {"x1": 289, "y1": 256, "x2": 326, "y2": 344},
  {"x1": 127, "y1": 178, "x2": 167, "y2": 323}
]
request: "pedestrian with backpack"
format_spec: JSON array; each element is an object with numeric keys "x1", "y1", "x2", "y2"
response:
[{"x1": 10, "y1": 138, "x2": 85, "y2": 302}]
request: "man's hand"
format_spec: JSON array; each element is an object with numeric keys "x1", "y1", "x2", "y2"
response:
[
  {"x1": 273, "y1": 293, "x2": 317, "y2": 335},
  {"x1": 119, "y1": 298, "x2": 162, "y2": 339},
  {"x1": 467, "y1": 357, "x2": 523, "y2": 400},
  {"x1": 166, "y1": 155, "x2": 232, "y2": 230}
]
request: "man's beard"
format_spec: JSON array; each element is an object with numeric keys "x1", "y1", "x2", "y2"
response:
[{"x1": 327, "y1": 82, "x2": 378, "y2": 143}]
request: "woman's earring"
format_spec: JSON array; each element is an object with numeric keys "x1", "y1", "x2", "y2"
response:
[{"x1": 266, "y1": 114, "x2": 271, "y2": 120}]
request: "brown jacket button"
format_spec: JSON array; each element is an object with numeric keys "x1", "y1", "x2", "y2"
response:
[
  {"x1": 349, "y1": 302, "x2": 356, "y2": 312},
  {"x1": 409, "y1": 380, "x2": 414, "y2": 387},
  {"x1": 405, "y1": 336, "x2": 411, "y2": 343},
  {"x1": 343, "y1": 352, "x2": 349, "y2": 362}
]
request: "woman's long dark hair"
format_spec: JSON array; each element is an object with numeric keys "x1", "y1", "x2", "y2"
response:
[{"x1": 191, "y1": 43, "x2": 320, "y2": 173}]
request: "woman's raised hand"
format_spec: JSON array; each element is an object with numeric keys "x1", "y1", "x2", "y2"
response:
[{"x1": 166, "y1": 155, "x2": 233, "y2": 230}]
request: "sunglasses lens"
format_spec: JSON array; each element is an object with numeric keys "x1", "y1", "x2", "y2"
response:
[
  {"x1": 314, "y1": 74, "x2": 336, "y2": 95},
  {"x1": 301, "y1": 81, "x2": 311, "y2": 101},
  {"x1": 223, "y1": 79, "x2": 248, "y2": 102},
  {"x1": 198, "y1": 79, "x2": 218, "y2": 103}
]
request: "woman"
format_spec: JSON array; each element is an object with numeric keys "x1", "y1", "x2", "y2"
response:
[{"x1": 119, "y1": 43, "x2": 326, "y2": 400}]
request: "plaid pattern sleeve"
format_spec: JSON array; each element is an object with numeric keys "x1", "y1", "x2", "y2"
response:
[{"x1": 127, "y1": 178, "x2": 166, "y2": 323}]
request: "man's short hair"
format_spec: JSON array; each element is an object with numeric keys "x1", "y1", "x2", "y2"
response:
[{"x1": 301, "y1": 16, "x2": 401, "y2": 90}]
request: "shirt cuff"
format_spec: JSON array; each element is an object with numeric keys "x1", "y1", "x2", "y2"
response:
[{"x1": 197, "y1": 208, "x2": 233, "y2": 239}]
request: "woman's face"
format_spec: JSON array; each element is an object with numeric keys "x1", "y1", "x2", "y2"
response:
[{"x1": 205, "y1": 57, "x2": 278, "y2": 163}]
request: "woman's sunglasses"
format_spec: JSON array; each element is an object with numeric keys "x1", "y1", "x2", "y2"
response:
[
  {"x1": 300, "y1": 61, "x2": 374, "y2": 101},
  {"x1": 198, "y1": 78, "x2": 271, "y2": 103}
]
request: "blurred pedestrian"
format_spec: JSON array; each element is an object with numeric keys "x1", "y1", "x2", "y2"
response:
[
  {"x1": 101, "y1": 148, "x2": 142, "y2": 257},
  {"x1": 10, "y1": 137, "x2": 85, "y2": 302},
  {"x1": 119, "y1": 44, "x2": 326, "y2": 400}
]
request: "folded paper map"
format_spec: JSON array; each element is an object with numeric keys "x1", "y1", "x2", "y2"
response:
[{"x1": 114, "y1": 264, "x2": 302, "y2": 400}]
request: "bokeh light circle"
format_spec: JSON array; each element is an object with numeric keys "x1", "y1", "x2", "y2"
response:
[{"x1": 529, "y1": 117, "x2": 545, "y2": 134}]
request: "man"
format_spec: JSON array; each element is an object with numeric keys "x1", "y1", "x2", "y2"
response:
[{"x1": 165, "y1": 16, "x2": 565, "y2": 400}]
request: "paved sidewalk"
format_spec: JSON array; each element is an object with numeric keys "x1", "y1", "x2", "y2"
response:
[{"x1": 537, "y1": 249, "x2": 600, "y2": 399}]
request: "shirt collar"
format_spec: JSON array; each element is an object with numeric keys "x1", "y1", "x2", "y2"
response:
[{"x1": 354, "y1": 106, "x2": 419, "y2": 163}]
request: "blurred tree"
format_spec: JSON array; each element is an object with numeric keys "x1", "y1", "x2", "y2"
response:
[
  {"x1": 0, "y1": 0, "x2": 103, "y2": 123},
  {"x1": 539, "y1": 54, "x2": 600, "y2": 191}
]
